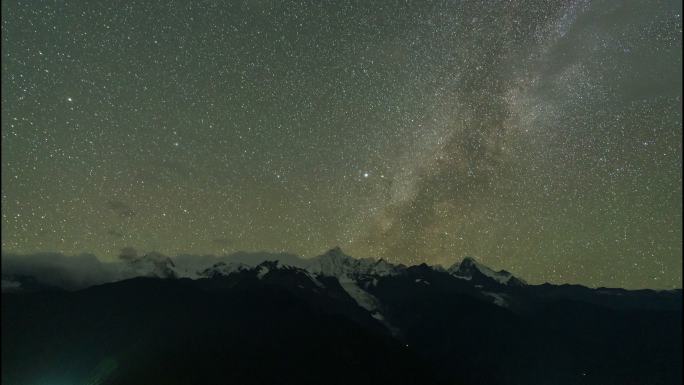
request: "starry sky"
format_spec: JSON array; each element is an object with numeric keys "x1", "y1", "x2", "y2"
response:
[{"x1": 1, "y1": 0, "x2": 681, "y2": 289}]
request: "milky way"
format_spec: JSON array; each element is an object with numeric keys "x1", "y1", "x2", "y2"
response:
[{"x1": 2, "y1": 0, "x2": 681, "y2": 289}]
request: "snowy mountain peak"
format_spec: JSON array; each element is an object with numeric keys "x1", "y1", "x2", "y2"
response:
[
  {"x1": 308, "y1": 248, "x2": 402, "y2": 279},
  {"x1": 308, "y1": 248, "x2": 357, "y2": 278},
  {"x1": 198, "y1": 261, "x2": 249, "y2": 278},
  {"x1": 125, "y1": 252, "x2": 178, "y2": 279},
  {"x1": 255, "y1": 260, "x2": 281, "y2": 279},
  {"x1": 448, "y1": 256, "x2": 526, "y2": 286},
  {"x1": 368, "y1": 258, "x2": 401, "y2": 277}
]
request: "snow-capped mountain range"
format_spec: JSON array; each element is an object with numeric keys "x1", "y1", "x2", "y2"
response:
[
  {"x1": 3, "y1": 247, "x2": 681, "y2": 385},
  {"x1": 447, "y1": 256, "x2": 528, "y2": 286},
  {"x1": 195, "y1": 246, "x2": 520, "y2": 286},
  {"x1": 3, "y1": 246, "x2": 680, "y2": 319},
  {"x1": 189, "y1": 247, "x2": 526, "y2": 324},
  {"x1": 304, "y1": 246, "x2": 403, "y2": 279}
]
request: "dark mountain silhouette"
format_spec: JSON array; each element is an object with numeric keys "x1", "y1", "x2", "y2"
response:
[{"x1": 2, "y1": 249, "x2": 682, "y2": 385}]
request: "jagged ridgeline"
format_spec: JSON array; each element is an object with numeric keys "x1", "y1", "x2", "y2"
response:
[{"x1": 2, "y1": 248, "x2": 682, "y2": 385}]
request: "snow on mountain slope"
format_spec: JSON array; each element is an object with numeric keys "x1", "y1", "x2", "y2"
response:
[
  {"x1": 448, "y1": 257, "x2": 527, "y2": 286},
  {"x1": 198, "y1": 262, "x2": 249, "y2": 278},
  {"x1": 306, "y1": 247, "x2": 397, "y2": 332},
  {"x1": 306, "y1": 247, "x2": 403, "y2": 279},
  {"x1": 256, "y1": 264, "x2": 270, "y2": 279},
  {"x1": 122, "y1": 252, "x2": 178, "y2": 279}
]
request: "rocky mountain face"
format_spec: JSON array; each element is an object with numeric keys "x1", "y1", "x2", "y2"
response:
[{"x1": 2, "y1": 248, "x2": 682, "y2": 385}]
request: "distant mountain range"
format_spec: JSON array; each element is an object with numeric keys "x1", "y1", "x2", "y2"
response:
[{"x1": 2, "y1": 248, "x2": 682, "y2": 385}]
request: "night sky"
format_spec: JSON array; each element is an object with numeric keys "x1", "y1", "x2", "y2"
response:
[{"x1": 1, "y1": 0, "x2": 681, "y2": 289}]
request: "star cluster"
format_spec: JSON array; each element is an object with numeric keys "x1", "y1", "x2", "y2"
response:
[{"x1": 2, "y1": 0, "x2": 681, "y2": 289}]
